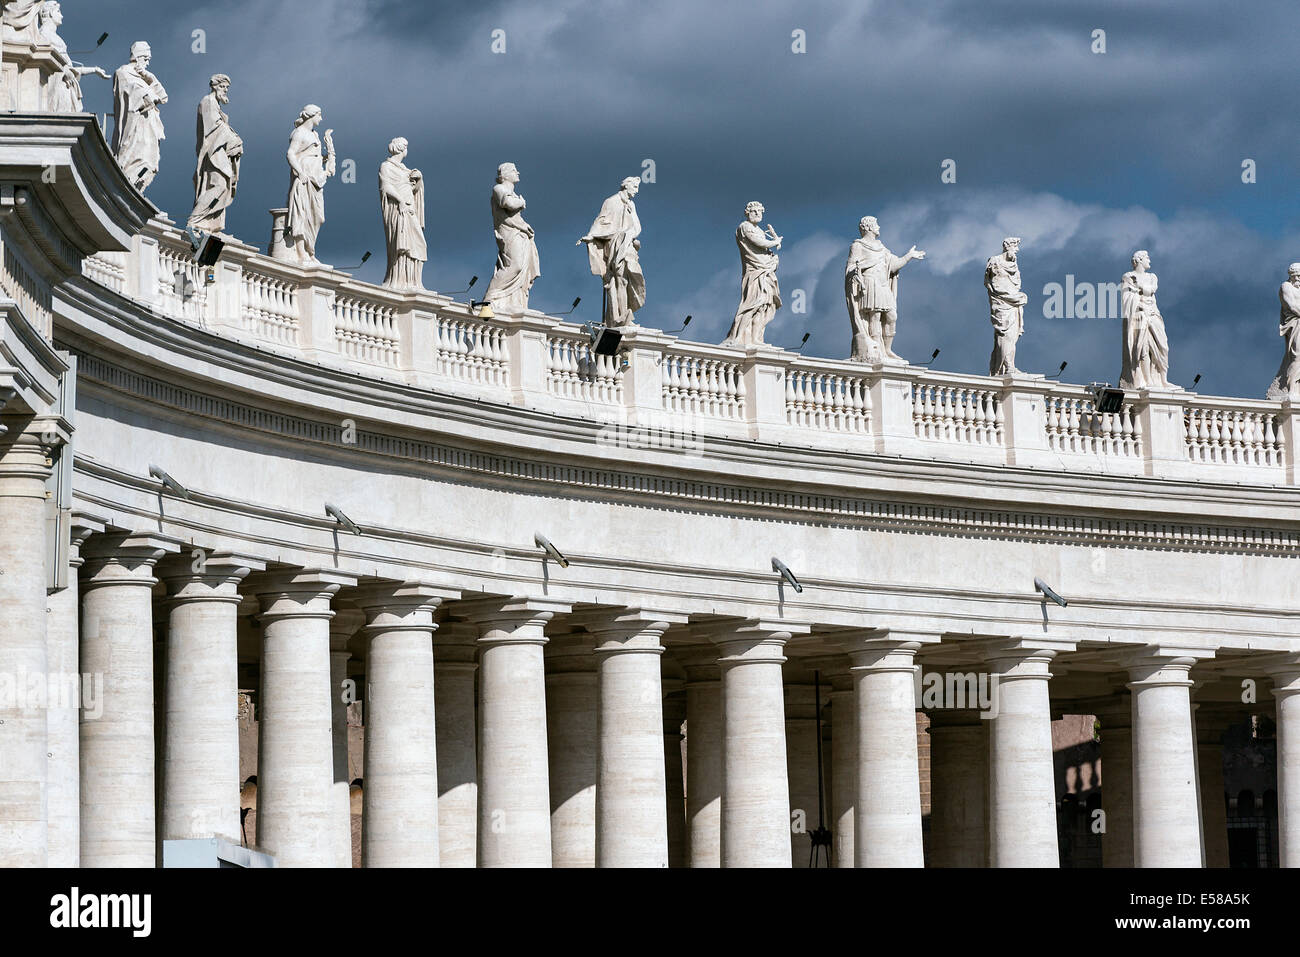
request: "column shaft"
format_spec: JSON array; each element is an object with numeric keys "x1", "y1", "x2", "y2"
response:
[
  {"x1": 928, "y1": 712, "x2": 987, "y2": 867},
  {"x1": 434, "y1": 628, "x2": 478, "y2": 867},
  {"x1": 830, "y1": 683, "x2": 856, "y2": 868},
  {"x1": 1099, "y1": 707, "x2": 1134, "y2": 867},
  {"x1": 684, "y1": 666, "x2": 722, "y2": 867},
  {"x1": 1274, "y1": 669, "x2": 1300, "y2": 868}
]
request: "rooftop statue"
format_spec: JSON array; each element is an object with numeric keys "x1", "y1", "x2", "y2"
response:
[
  {"x1": 1266, "y1": 263, "x2": 1300, "y2": 401},
  {"x1": 38, "y1": 2, "x2": 109, "y2": 113},
  {"x1": 845, "y1": 215, "x2": 925, "y2": 363},
  {"x1": 579, "y1": 177, "x2": 645, "y2": 328},
  {"x1": 188, "y1": 74, "x2": 242, "y2": 235},
  {"x1": 986, "y1": 237, "x2": 1028, "y2": 375},
  {"x1": 281, "y1": 105, "x2": 336, "y2": 266},
  {"x1": 1119, "y1": 249, "x2": 1171, "y2": 390},
  {"x1": 484, "y1": 162, "x2": 539, "y2": 313},
  {"x1": 1, "y1": 0, "x2": 41, "y2": 43},
  {"x1": 721, "y1": 201, "x2": 782, "y2": 347},
  {"x1": 378, "y1": 137, "x2": 426, "y2": 291},
  {"x1": 111, "y1": 41, "x2": 167, "y2": 192}
]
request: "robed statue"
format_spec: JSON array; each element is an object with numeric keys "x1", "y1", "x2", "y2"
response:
[
  {"x1": 484, "y1": 162, "x2": 540, "y2": 313},
  {"x1": 579, "y1": 177, "x2": 645, "y2": 327},
  {"x1": 188, "y1": 74, "x2": 242, "y2": 234},
  {"x1": 111, "y1": 41, "x2": 167, "y2": 192},
  {"x1": 378, "y1": 136, "x2": 426, "y2": 291}
]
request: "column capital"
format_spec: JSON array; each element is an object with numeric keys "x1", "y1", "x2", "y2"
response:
[
  {"x1": 329, "y1": 607, "x2": 365, "y2": 650},
  {"x1": 543, "y1": 632, "x2": 597, "y2": 672},
  {"x1": 1122, "y1": 647, "x2": 1214, "y2": 687},
  {"x1": 839, "y1": 632, "x2": 932, "y2": 671},
  {"x1": 80, "y1": 531, "x2": 184, "y2": 586},
  {"x1": 432, "y1": 621, "x2": 479, "y2": 669},
  {"x1": 67, "y1": 511, "x2": 109, "y2": 568},
  {"x1": 352, "y1": 580, "x2": 460, "y2": 632},
  {"x1": 1267, "y1": 657, "x2": 1300, "y2": 699},
  {"x1": 701, "y1": 618, "x2": 810, "y2": 665},
  {"x1": 159, "y1": 551, "x2": 266, "y2": 604},
  {"x1": 249, "y1": 567, "x2": 358, "y2": 620},
  {"x1": 673, "y1": 642, "x2": 722, "y2": 683},
  {"x1": 568, "y1": 606, "x2": 688, "y2": 644},
  {"x1": 454, "y1": 594, "x2": 572, "y2": 627}
]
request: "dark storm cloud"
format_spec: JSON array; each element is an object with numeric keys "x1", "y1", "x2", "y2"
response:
[{"x1": 75, "y1": 0, "x2": 1300, "y2": 397}]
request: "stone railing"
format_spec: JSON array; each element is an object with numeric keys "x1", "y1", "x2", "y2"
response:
[{"x1": 76, "y1": 216, "x2": 1300, "y2": 486}]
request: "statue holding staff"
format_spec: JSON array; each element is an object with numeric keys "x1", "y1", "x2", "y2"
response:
[
  {"x1": 1267, "y1": 262, "x2": 1300, "y2": 400},
  {"x1": 283, "y1": 104, "x2": 335, "y2": 265},
  {"x1": 722, "y1": 201, "x2": 782, "y2": 347},
  {"x1": 378, "y1": 136, "x2": 426, "y2": 291},
  {"x1": 188, "y1": 73, "x2": 242, "y2": 234},
  {"x1": 579, "y1": 176, "x2": 645, "y2": 327},
  {"x1": 986, "y1": 237, "x2": 1028, "y2": 375},
  {"x1": 111, "y1": 41, "x2": 167, "y2": 192},
  {"x1": 484, "y1": 162, "x2": 540, "y2": 313}
]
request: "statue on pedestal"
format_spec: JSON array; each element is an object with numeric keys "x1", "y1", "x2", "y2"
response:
[
  {"x1": 721, "y1": 201, "x2": 782, "y2": 347},
  {"x1": 844, "y1": 215, "x2": 925, "y2": 363},
  {"x1": 378, "y1": 137, "x2": 426, "y2": 291},
  {"x1": 1267, "y1": 263, "x2": 1300, "y2": 400},
  {"x1": 188, "y1": 74, "x2": 242, "y2": 234},
  {"x1": 111, "y1": 41, "x2": 167, "y2": 192},
  {"x1": 2, "y1": 0, "x2": 42, "y2": 43},
  {"x1": 986, "y1": 237, "x2": 1028, "y2": 375},
  {"x1": 1119, "y1": 249, "x2": 1170, "y2": 390},
  {"x1": 484, "y1": 162, "x2": 539, "y2": 313},
  {"x1": 39, "y1": 2, "x2": 109, "y2": 113},
  {"x1": 282, "y1": 104, "x2": 335, "y2": 266},
  {"x1": 579, "y1": 177, "x2": 645, "y2": 328}
]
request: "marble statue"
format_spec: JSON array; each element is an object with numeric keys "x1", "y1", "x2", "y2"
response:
[
  {"x1": 188, "y1": 74, "x2": 243, "y2": 235},
  {"x1": 39, "y1": 2, "x2": 109, "y2": 113},
  {"x1": 1266, "y1": 263, "x2": 1300, "y2": 400},
  {"x1": 378, "y1": 137, "x2": 426, "y2": 291},
  {"x1": 282, "y1": 105, "x2": 335, "y2": 266},
  {"x1": 2, "y1": 0, "x2": 42, "y2": 43},
  {"x1": 484, "y1": 162, "x2": 540, "y2": 313},
  {"x1": 845, "y1": 215, "x2": 925, "y2": 363},
  {"x1": 721, "y1": 201, "x2": 782, "y2": 347},
  {"x1": 579, "y1": 177, "x2": 645, "y2": 328},
  {"x1": 986, "y1": 237, "x2": 1028, "y2": 375},
  {"x1": 111, "y1": 41, "x2": 167, "y2": 192},
  {"x1": 1119, "y1": 249, "x2": 1171, "y2": 390}
]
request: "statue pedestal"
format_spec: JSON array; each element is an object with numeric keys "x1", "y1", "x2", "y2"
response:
[
  {"x1": 2, "y1": 40, "x2": 66, "y2": 112},
  {"x1": 266, "y1": 208, "x2": 290, "y2": 261}
]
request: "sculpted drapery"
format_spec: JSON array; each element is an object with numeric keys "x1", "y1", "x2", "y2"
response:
[
  {"x1": 985, "y1": 238, "x2": 1027, "y2": 375},
  {"x1": 1267, "y1": 266, "x2": 1300, "y2": 400},
  {"x1": 189, "y1": 75, "x2": 242, "y2": 234},
  {"x1": 581, "y1": 178, "x2": 645, "y2": 327},
  {"x1": 284, "y1": 105, "x2": 334, "y2": 265},
  {"x1": 378, "y1": 138, "x2": 426, "y2": 291},
  {"x1": 722, "y1": 202, "x2": 782, "y2": 347},
  {"x1": 111, "y1": 42, "x2": 167, "y2": 192},
  {"x1": 1119, "y1": 250, "x2": 1170, "y2": 390},
  {"x1": 484, "y1": 163, "x2": 540, "y2": 313}
]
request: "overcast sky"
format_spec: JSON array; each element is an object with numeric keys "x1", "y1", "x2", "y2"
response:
[{"x1": 73, "y1": 0, "x2": 1300, "y2": 398}]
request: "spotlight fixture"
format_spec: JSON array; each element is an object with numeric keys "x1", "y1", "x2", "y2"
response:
[
  {"x1": 183, "y1": 226, "x2": 226, "y2": 267},
  {"x1": 555, "y1": 297, "x2": 582, "y2": 316},
  {"x1": 1046, "y1": 361, "x2": 1068, "y2": 380},
  {"x1": 325, "y1": 502, "x2": 362, "y2": 536},
  {"x1": 70, "y1": 32, "x2": 109, "y2": 55},
  {"x1": 148, "y1": 464, "x2": 191, "y2": 501},
  {"x1": 790, "y1": 332, "x2": 811, "y2": 352},
  {"x1": 1086, "y1": 382, "x2": 1125, "y2": 414},
  {"x1": 470, "y1": 300, "x2": 495, "y2": 319},
  {"x1": 583, "y1": 323, "x2": 622, "y2": 357},
  {"x1": 341, "y1": 251, "x2": 372, "y2": 270},
  {"x1": 1033, "y1": 577, "x2": 1068, "y2": 608},
  {"x1": 1191, "y1": 373, "x2": 1202, "y2": 389},
  {"x1": 668, "y1": 314, "x2": 692, "y2": 334},
  {"x1": 917, "y1": 348, "x2": 941, "y2": 366},
  {"x1": 772, "y1": 556, "x2": 803, "y2": 593},
  {"x1": 449, "y1": 276, "x2": 479, "y2": 295},
  {"x1": 534, "y1": 532, "x2": 569, "y2": 568}
]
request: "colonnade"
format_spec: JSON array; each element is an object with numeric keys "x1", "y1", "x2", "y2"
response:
[{"x1": 3, "y1": 505, "x2": 1300, "y2": 867}]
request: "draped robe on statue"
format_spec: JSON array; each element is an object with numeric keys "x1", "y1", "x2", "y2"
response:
[
  {"x1": 1119, "y1": 269, "x2": 1170, "y2": 389},
  {"x1": 189, "y1": 93, "x2": 242, "y2": 233},
  {"x1": 2, "y1": 1, "x2": 41, "y2": 42},
  {"x1": 286, "y1": 128, "x2": 328, "y2": 262},
  {"x1": 584, "y1": 191, "x2": 644, "y2": 327},
  {"x1": 722, "y1": 221, "x2": 781, "y2": 346},
  {"x1": 379, "y1": 157, "x2": 426, "y2": 290},
  {"x1": 845, "y1": 237, "x2": 902, "y2": 361},
  {"x1": 484, "y1": 183, "x2": 539, "y2": 312},
  {"x1": 1267, "y1": 281, "x2": 1300, "y2": 400},
  {"x1": 985, "y1": 255, "x2": 1024, "y2": 375},
  {"x1": 111, "y1": 63, "x2": 166, "y2": 190}
]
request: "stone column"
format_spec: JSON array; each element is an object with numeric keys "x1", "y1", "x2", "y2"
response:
[
  {"x1": 986, "y1": 640, "x2": 1068, "y2": 867},
  {"x1": 45, "y1": 514, "x2": 103, "y2": 868},
  {"x1": 1271, "y1": 664, "x2": 1300, "y2": 868},
  {"x1": 0, "y1": 427, "x2": 53, "y2": 867},
  {"x1": 158, "y1": 553, "x2": 263, "y2": 844},
  {"x1": 663, "y1": 680, "x2": 688, "y2": 868},
  {"x1": 845, "y1": 634, "x2": 924, "y2": 867},
  {"x1": 590, "y1": 609, "x2": 683, "y2": 868},
  {"x1": 927, "y1": 710, "x2": 988, "y2": 867},
  {"x1": 252, "y1": 569, "x2": 356, "y2": 868},
  {"x1": 1127, "y1": 652, "x2": 1204, "y2": 868},
  {"x1": 433, "y1": 622, "x2": 478, "y2": 867},
  {"x1": 1195, "y1": 707, "x2": 1233, "y2": 869},
  {"x1": 78, "y1": 532, "x2": 179, "y2": 867},
  {"x1": 1098, "y1": 698, "x2": 1134, "y2": 868},
  {"x1": 783, "y1": 673, "x2": 824, "y2": 868},
  {"x1": 328, "y1": 608, "x2": 362, "y2": 868},
  {"x1": 680, "y1": 646, "x2": 722, "y2": 868},
  {"x1": 462, "y1": 596, "x2": 570, "y2": 867},
  {"x1": 828, "y1": 670, "x2": 856, "y2": 868},
  {"x1": 544, "y1": 633, "x2": 597, "y2": 867},
  {"x1": 354, "y1": 582, "x2": 456, "y2": 868},
  {"x1": 713, "y1": 621, "x2": 808, "y2": 867}
]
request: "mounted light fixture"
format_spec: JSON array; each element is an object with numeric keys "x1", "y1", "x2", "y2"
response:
[
  {"x1": 1046, "y1": 361, "x2": 1068, "y2": 380},
  {"x1": 148, "y1": 464, "x2": 191, "y2": 501},
  {"x1": 772, "y1": 556, "x2": 803, "y2": 593},
  {"x1": 668, "y1": 314, "x2": 692, "y2": 334},
  {"x1": 534, "y1": 532, "x2": 569, "y2": 568},
  {"x1": 917, "y1": 348, "x2": 941, "y2": 366},
  {"x1": 449, "y1": 275, "x2": 479, "y2": 295},
  {"x1": 1086, "y1": 382, "x2": 1125, "y2": 414},
  {"x1": 583, "y1": 323, "x2": 622, "y2": 357},
  {"x1": 555, "y1": 297, "x2": 582, "y2": 316},
  {"x1": 341, "y1": 251, "x2": 372, "y2": 270},
  {"x1": 325, "y1": 502, "x2": 362, "y2": 536},
  {"x1": 1034, "y1": 577, "x2": 1068, "y2": 608},
  {"x1": 470, "y1": 300, "x2": 495, "y2": 319}
]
